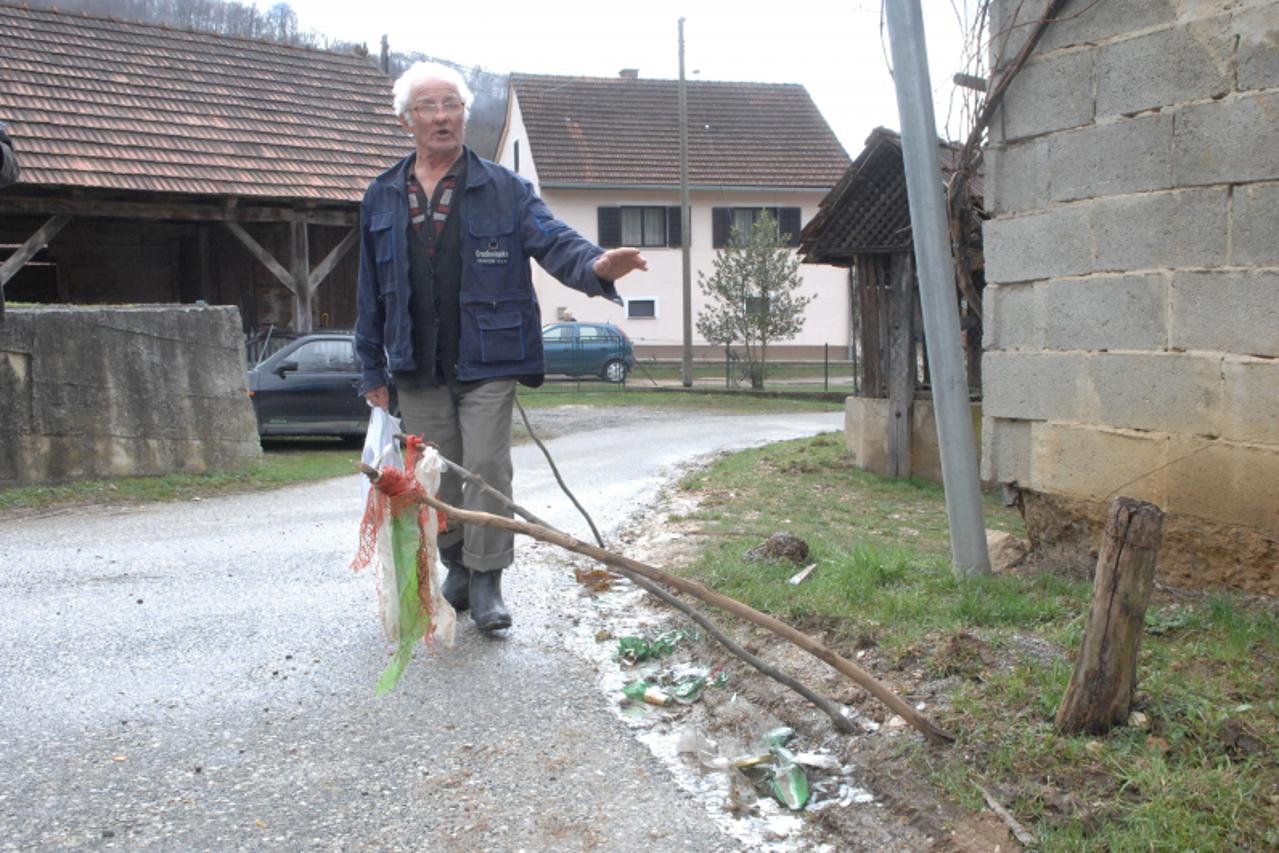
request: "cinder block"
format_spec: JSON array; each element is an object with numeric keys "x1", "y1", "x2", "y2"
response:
[
  {"x1": 1169, "y1": 270, "x2": 1279, "y2": 358},
  {"x1": 1096, "y1": 17, "x2": 1233, "y2": 118},
  {"x1": 1085, "y1": 351, "x2": 1224, "y2": 435},
  {"x1": 982, "y1": 350, "x2": 1086, "y2": 421},
  {"x1": 984, "y1": 282, "x2": 1042, "y2": 351},
  {"x1": 1029, "y1": 421, "x2": 1167, "y2": 503},
  {"x1": 844, "y1": 396, "x2": 889, "y2": 475},
  {"x1": 1036, "y1": 0, "x2": 1177, "y2": 51},
  {"x1": 1048, "y1": 114, "x2": 1174, "y2": 202},
  {"x1": 1164, "y1": 437, "x2": 1279, "y2": 529},
  {"x1": 1221, "y1": 356, "x2": 1279, "y2": 445},
  {"x1": 984, "y1": 204, "x2": 1092, "y2": 283},
  {"x1": 1232, "y1": 181, "x2": 1279, "y2": 267},
  {"x1": 1090, "y1": 187, "x2": 1229, "y2": 272},
  {"x1": 1000, "y1": 49, "x2": 1096, "y2": 141},
  {"x1": 1042, "y1": 274, "x2": 1169, "y2": 351},
  {"x1": 986, "y1": 140, "x2": 1049, "y2": 216},
  {"x1": 981, "y1": 416, "x2": 1033, "y2": 484},
  {"x1": 1174, "y1": 93, "x2": 1279, "y2": 188},
  {"x1": 989, "y1": 0, "x2": 1052, "y2": 79},
  {"x1": 1236, "y1": 4, "x2": 1279, "y2": 91}
]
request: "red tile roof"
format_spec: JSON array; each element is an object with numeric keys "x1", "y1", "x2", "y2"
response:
[
  {"x1": 0, "y1": 3, "x2": 408, "y2": 203},
  {"x1": 511, "y1": 73, "x2": 849, "y2": 189}
]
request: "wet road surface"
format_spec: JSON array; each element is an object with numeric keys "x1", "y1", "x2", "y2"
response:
[{"x1": 0, "y1": 411, "x2": 842, "y2": 851}]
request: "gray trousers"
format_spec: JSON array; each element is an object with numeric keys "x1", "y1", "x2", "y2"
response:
[{"x1": 396, "y1": 380, "x2": 516, "y2": 572}]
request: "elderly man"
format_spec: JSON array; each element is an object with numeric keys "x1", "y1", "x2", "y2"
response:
[{"x1": 355, "y1": 62, "x2": 646, "y2": 632}]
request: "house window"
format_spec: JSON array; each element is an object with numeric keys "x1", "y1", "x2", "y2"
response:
[
  {"x1": 746, "y1": 295, "x2": 769, "y2": 317},
  {"x1": 627, "y1": 298, "x2": 657, "y2": 319},
  {"x1": 598, "y1": 205, "x2": 683, "y2": 248},
  {"x1": 712, "y1": 207, "x2": 802, "y2": 248},
  {"x1": 621, "y1": 207, "x2": 667, "y2": 247}
]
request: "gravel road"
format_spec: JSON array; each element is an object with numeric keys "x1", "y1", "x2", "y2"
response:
[{"x1": 0, "y1": 409, "x2": 844, "y2": 852}]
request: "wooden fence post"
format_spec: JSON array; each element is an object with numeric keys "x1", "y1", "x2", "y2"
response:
[{"x1": 1055, "y1": 496, "x2": 1164, "y2": 735}]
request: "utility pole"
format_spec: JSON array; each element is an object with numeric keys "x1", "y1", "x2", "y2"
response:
[
  {"x1": 678, "y1": 17, "x2": 694, "y2": 387},
  {"x1": 884, "y1": 0, "x2": 990, "y2": 577}
]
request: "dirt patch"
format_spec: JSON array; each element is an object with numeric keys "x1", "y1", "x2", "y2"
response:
[
  {"x1": 591, "y1": 489, "x2": 1026, "y2": 852},
  {"x1": 1021, "y1": 490, "x2": 1279, "y2": 596}
]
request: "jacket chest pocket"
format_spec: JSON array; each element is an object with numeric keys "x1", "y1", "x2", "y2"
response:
[
  {"x1": 467, "y1": 216, "x2": 515, "y2": 270},
  {"x1": 369, "y1": 211, "x2": 397, "y2": 294}
]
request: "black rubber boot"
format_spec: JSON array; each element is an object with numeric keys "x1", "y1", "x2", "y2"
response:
[
  {"x1": 441, "y1": 562, "x2": 470, "y2": 612},
  {"x1": 469, "y1": 569, "x2": 512, "y2": 632}
]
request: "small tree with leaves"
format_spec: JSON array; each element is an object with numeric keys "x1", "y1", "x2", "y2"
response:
[{"x1": 696, "y1": 211, "x2": 814, "y2": 389}]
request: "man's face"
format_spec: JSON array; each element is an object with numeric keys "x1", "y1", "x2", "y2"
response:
[{"x1": 402, "y1": 78, "x2": 466, "y2": 158}]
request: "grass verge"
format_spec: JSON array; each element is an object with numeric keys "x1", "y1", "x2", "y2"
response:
[
  {"x1": 0, "y1": 440, "x2": 362, "y2": 513},
  {"x1": 673, "y1": 433, "x2": 1279, "y2": 851}
]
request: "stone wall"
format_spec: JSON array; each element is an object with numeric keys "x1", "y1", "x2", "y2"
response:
[
  {"x1": 982, "y1": 0, "x2": 1279, "y2": 594},
  {"x1": 0, "y1": 305, "x2": 261, "y2": 487}
]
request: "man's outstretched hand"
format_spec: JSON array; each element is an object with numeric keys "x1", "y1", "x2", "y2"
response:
[{"x1": 593, "y1": 247, "x2": 648, "y2": 281}]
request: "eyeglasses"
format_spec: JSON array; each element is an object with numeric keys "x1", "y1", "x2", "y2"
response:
[{"x1": 411, "y1": 98, "x2": 464, "y2": 117}]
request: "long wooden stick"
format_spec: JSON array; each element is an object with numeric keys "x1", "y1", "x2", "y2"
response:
[
  {"x1": 375, "y1": 458, "x2": 856, "y2": 733},
  {"x1": 369, "y1": 463, "x2": 954, "y2": 745}
]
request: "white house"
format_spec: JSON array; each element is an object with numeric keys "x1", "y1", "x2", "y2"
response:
[{"x1": 495, "y1": 71, "x2": 852, "y2": 358}]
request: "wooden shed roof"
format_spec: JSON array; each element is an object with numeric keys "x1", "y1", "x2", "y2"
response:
[
  {"x1": 799, "y1": 126, "x2": 982, "y2": 263},
  {"x1": 510, "y1": 73, "x2": 849, "y2": 189},
  {"x1": 0, "y1": 2, "x2": 407, "y2": 204}
]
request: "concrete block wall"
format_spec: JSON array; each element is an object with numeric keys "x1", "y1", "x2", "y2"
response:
[
  {"x1": 982, "y1": 0, "x2": 1279, "y2": 594},
  {"x1": 0, "y1": 306, "x2": 261, "y2": 487}
]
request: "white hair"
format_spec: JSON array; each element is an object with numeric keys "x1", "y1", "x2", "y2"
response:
[{"x1": 392, "y1": 61, "x2": 474, "y2": 123}]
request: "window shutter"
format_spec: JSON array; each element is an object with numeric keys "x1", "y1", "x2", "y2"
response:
[
  {"x1": 597, "y1": 207, "x2": 621, "y2": 248},
  {"x1": 712, "y1": 207, "x2": 730, "y2": 248},
  {"x1": 779, "y1": 207, "x2": 802, "y2": 247},
  {"x1": 666, "y1": 205, "x2": 682, "y2": 247}
]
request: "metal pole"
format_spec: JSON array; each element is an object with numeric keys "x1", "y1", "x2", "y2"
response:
[
  {"x1": 678, "y1": 18, "x2": 694, "y2": 387},
  {"x1": 884, "y1": 0, "x2": 990, "y2": 577}
]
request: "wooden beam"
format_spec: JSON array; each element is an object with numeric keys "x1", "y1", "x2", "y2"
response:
[
  {"x1": 0, "y1": 195, "x2": 356, "y2": 226},
  {"x1": 224, "y1": 221, "x2": 295, "y2": 294},
  {"x1": 1056, "y1": 497, "x2": 1164, "y2": 735},
  {"x1": 290, "y1": 219, "x2": 312, "y2": 333},
  {"x1": 1, "y1": 213, "x2": 72, "y2": 290},
  {"x1": 306, "y1": 227, "x2": 357, "y2": 295},
  {"x1": 886, "y1": 251, "x2": 915, "y2": 478}
]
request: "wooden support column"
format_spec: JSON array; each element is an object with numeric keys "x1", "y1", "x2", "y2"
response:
[
  {"x1": 1055, "y1": 497, "x2": 1164, "y2": 735},
  {"x1": 289, "y1": 218, "x2": 311, "y2": 333},
  {"x1": 0, "y1": 214, "x2": 72, "y2": 321},
  {"x1": 306, "y1": 227, "x2": 357, "y2": 295},
  {"x1": 886, "y1": 251, "x2": 915, "y2": 478},
  {"x1": 225, "y1": 221, "x2": 293, "y2": 291}
]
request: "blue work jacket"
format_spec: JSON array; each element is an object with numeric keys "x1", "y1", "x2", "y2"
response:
[{"x1": 354, "y1": 148, "x2": 619, "y2": 394}]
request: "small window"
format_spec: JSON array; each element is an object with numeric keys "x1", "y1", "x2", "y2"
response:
[
  {"x1": 746, "y1": 295, "x2": 769, "y2": 316},
  {"x1": 579, "y1": 325, "x2": 606, "y2": 340},
  {"x1": 620, "y1": 207, "x2": 668, "y2": 247},
  {"x1": 627, "y1": 298, "x2": 657, "y2": 319},
  {"x1": 712, "y1": 206, "x2": 802, "y2": 248},
  {"x1": 291, "y1": 339, "x2": 357, "y2": 373}
]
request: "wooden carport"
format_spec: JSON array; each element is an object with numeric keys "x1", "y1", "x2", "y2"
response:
[
  {"x1": 799, "y1": 127, "x2": 984, "y2": 477},
  {"x1": 0, "y1": 3, "x2": 405, "y2": 330}
]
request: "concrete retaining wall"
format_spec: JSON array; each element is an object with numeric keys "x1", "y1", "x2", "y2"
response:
[
  {"x1": 0, "y1": 305, "x2": 261, "y2": 487},
  {"x1": 982, "y1": 0, "x2": 1279, "y2": 594},
  {"x1": 845, "y1": 397, "x2": 981, "y2": 484}
]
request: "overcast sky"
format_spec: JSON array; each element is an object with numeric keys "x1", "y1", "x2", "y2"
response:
[{"x1": 279, "y1": 0, "x2": 978, "y2": 156}]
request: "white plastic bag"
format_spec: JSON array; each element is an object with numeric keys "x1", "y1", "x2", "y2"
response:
[{"x1": 360, "y1": 405, "x2": 403, "y2": 506}]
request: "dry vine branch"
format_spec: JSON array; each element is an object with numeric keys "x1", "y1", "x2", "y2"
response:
[
  {"x1": 397, "y1": 454, "x2": 859, "y2": 734},
  {"x1": 363, "y1": 461, "x2": 956, "y2": 746}
]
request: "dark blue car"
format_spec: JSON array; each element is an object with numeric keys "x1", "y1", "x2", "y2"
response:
[
  {"x1": 541, "y1": 322, "x2": 636, "y2": 383},
  {"x1": 247, "y1": 332, "x2": 384, "y2": 442}
]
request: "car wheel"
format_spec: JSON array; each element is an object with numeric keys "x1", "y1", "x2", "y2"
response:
[{"x1": 602, "y1": 359, "x2": 628, "y2": 383}]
